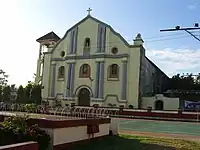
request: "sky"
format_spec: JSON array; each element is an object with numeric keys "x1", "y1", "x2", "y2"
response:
[{"x1": 0, "y1": 0, "x2": 200, "y2": 86}]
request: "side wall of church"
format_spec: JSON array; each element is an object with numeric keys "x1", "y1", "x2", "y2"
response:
[{"x1": 139, "y1": 56, "x2": 170, "y2": 98}]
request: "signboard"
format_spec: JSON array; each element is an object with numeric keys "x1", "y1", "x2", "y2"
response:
[{"x1": 184, "y1": 101, "x2": 200, "y2": 109}]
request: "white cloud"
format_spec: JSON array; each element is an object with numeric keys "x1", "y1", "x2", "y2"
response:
[
  {"x1": 187, "y1": 0, "x2": 197, "y2": 10},
  {"x1": 146, "y1": 48, "x2": 200, "y2": 77},
  {"x1": 188, "y1": 4, "x2": 197, "y2": 9}
]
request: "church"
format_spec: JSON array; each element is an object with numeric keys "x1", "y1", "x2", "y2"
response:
[{"x1": 35, "y1": 9, "x2": 170, "y2": 109}]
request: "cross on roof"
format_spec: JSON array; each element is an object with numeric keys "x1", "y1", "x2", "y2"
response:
[{"x1": 87, "y1": 7, "x2": 92, "y2": 15}]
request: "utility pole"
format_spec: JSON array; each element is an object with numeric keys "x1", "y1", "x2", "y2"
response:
[{"x1": 160, "y1": 23, "x2": 200, "y2": 42}]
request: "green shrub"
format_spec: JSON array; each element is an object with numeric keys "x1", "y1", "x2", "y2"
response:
[
  {"x1": 0, "y1": 116, "x2": 50, "y2": 150},
  {"x1": 23, "y1": 104, "x2": 37, "y2": 113},
  {"x1": 26, "y1": 124, "x2": 50, "y2": 150},
  {"x1": 128, "y1": 105, "x2": 134, "y2": 109}
]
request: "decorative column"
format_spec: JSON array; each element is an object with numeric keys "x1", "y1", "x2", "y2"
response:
[
  {"x1": 99, "y1": 61, "x2": 105, "y2": 99},
  {"x1": 96, "y1": 24, "x2": 102, "y2": 53},
  {"x1": 94, "y1": 62, "x2": 100, "y2": 98},
  {"x1": 101, "y1": 27, "x2": 106, "y2": 52},
  {"x1": 50, "y1": 63, "x2": 56, "y2": 97},
  {"x1": 97, "y1": 24, "x2": 106, "y2": 53},
  {"x1": 66, "y1": 64, "x2": 72, "y2": 97},
  {"x1": 69, "y1": 31, "x2": 74, "y2": 54},
  {"x1": 72, "y1": 27, "x2": 78, "y2": 54},
  {"x1": 69, "y1": 63, "x2": 75, "y2": 97},
  {"x1": 68, "y1": 27, "x2": 78, "y2": 54},
  {"x1": 121, "y1": 60, "x2": 127, "y2": 100}
]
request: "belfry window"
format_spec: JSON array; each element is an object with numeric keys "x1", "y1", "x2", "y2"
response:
[
  {"x1": 83, "y1": 38, "x2": 91, "y2": 56},
  {"x1": 58, "y1": 66, "x2": 65, "y2": 79},
  {"x1": 84, "y1": 38, "x2": 90, "y2": 48}
]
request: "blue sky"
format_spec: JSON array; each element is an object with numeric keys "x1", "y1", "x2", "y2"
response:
[{"x1": 0, "y1": 0, "x2": 200, "y2": 86}]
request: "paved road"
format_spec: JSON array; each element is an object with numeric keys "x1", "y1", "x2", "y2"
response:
[{"x1": 119, "y1": 119, "x2": 200, "y2": 136}]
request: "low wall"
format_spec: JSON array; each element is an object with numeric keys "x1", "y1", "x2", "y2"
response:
[
  {"x1": 118, "y1": 109, "x2": 200, "y2": 122},
  {"x1": 0, "y1": 113, "x2": 111, "y2": 150},
  {"x1": 142, "y1": 95, "x2": 180, "y2": 110},
  {"x1": 0, "y1": 142, "x2": 38, "y2": 150},
  {"x1": 110, "y1": 118, "x2": 119, "y2": 135}
]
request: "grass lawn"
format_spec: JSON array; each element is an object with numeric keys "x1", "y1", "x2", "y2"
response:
[{"x1": 69, "y1": 135, "x2": 200, "y2": 150}]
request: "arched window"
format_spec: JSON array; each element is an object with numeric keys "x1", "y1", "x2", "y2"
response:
[
  {"x1": 108, "y1": 64, "x2": 119, "y2": 78},
  {"x1": 84, "y1": 38, "x2": 90, "y2": 47},
  {"x1": 155, "y1": 100, "x2": 164, "y2": 110},
  {"x1": 58, "y1": 66, "x2": 65, "y2": 79},
  {"x1": 83, "y1": 38, "x2": 90, "y2": 56},
  {"x1": 79, "y1": 64, "x2": 91, "y2": 78}
]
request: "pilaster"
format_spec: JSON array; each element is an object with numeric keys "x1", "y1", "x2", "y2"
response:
[
  {"x1": 65, "y1": 62, "x2": 76, "y2": 99},
  {"x1": 69, "y1": 63, "x2": 75, "y2": 97},
  {"x1": 50, "y1": 62, "x2": 56, "y2": 98},
  {"x1": 66, "y1": 63, "x2": 72, "y2": 97},
  {"x1": 121, "y1": 58, "x2": 128, "y2": 100},
  {"x1": 94, "y1": 62, "x2": 100, "y2": 98},
  {"x1": 99, "y1": 61, "x2": 105, "y2": 98}
]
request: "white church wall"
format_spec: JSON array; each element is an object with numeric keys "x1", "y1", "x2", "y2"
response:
[
  {"x1": 39, "y1": 15, "x2": 152, "y2": 109},
  {"x1": 73, "y1": 59, "x2": 96, "y2": 94},
  {"x1": 54, "y1": 61, "x2": 66, "y2": 95},
  {"x1": 52, "y1": 38, "x2": 69, "y2": 58},
  {"x1": 108, "y1": 28, "x2": 129, "y2": 55},
  {"x1": 104, "y1": 58, "x2": 122, "y2": 102},
  {"x1": 127, "y1": 46, "x2": 141, "y2": 108},
  {"x1": 141, "y1": 94, "x2": 179, "y2": 110},
  {"x1": 42, "y1": 53, "x2": 51, "y2": 99},
  {"x1": 76, "y1": 18, "x2": 100, "y2": 55}
]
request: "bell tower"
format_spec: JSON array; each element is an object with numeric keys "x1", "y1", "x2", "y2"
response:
[{"x1": 35, "y1": 31, "x2": 60, "y2": 84}]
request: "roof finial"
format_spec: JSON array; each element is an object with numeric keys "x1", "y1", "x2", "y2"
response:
[{"x1": 87, "y1": 7, "x2": 92, "y2": 16}]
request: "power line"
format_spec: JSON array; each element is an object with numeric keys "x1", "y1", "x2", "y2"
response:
[
  {"x1": 143, "y1": 32, "x2": 186, "y2": 40},
  {"x1": 160, "y1": 27, "x2": 200, "y2": 32},
  {"x1": 145, "y1": 35, "x2": 192, "y2": 43},
  {"x1": 185, "y1": 30, "x2": 200, "y2": 42},
  {"x1": 72, "y1": 34, "x2": 195, "y2": 49},
  {"x1": 160, "y1": 24, "x2": 200, "y2": 42}
]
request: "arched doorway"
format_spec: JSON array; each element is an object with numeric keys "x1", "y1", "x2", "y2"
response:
[
  {"x1": 78, "y1": 88, "x2": 90, "y2": 106},
  {"x1": 155, "y1": 100, "x2": 164, "y2": 110}
]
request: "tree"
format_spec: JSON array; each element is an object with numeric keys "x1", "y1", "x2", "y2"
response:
[
  {"x1": 16, "y1": 85, "x2": 25, "y2": 103},
  {"x1": 169, "y1": 73, "x2": 200, "y2": 91},
  {"x1": 10, "y1": 84, "x2": 16, "y2": 91},
  {"x1": 0, "y1": 69, "x2": 8, "y2": 102},
  {"x1": 2, "y1": 85, "x2": 11, "y2": 102},
  {"x1": 170, "y1": 73, "x2": 196, "y2": 90},
  {"x1": 0, "y1": 69, "x2": 8, "y2": 86},
  {"x1": 31, "y1": 84, "x2": 42, "y2": 105},
  {"x1": 0, "y1": 85, "x2": 3, "y2": 102},
  {"x1": 24, "y1": 83, "x2": 33, "y2": 103},
  {"x1": 10, "y1": 84, "x2": 17, "y2": 101}
]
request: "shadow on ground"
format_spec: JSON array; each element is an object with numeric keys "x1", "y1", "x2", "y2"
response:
[{"x1": 68, "y1": 136, "x2": 178, "y2": 150}]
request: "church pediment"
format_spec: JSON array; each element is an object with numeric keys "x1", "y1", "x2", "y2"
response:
[{"x1": 50, "y1": 14, "x2": 130, "y2": 54}]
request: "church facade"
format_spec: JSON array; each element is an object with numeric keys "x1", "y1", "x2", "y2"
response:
[{"x1": 35, "y1": 13, "x2": 169, "y2": 108}]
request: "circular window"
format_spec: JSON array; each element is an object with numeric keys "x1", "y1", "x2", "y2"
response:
[
  {"x1": 60, "y1": 51, "x2": 65, "y2": 57},
  {"x1": 111, "y1": 47, "x2": 118, "y2": 54}
]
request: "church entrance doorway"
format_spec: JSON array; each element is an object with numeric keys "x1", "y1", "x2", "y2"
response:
[
  {"x1": 78, "y1": 88, "x2": 90, "y2": 106},
  {"x1": 155, "y1": 100, "x2": 164, "y2": 110}
]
